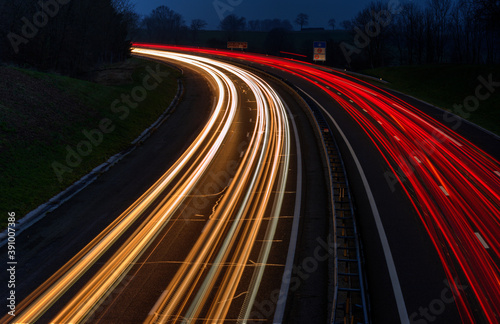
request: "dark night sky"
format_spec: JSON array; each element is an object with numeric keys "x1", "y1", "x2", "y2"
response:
[{"x1": 131, "y1": 0, "x2": 376, "y2": 30}]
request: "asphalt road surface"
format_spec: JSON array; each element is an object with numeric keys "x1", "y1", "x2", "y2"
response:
[
  {"x1": 2, "y1": 46, "x2": 499, "y2": 324},
  {"x1": 1, "y1": 51, "x2": 329, "y2": 323}
]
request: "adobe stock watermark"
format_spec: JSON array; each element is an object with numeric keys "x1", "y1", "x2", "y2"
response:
[
  {"x1": 7, "y1": 0, "x2": 72, "y2": 54},
  {"x1": 6, "y1": 212, "x2": 17, "y2": 317},
  {"x1": 213, "y1": 0, "x2": 243, "y2": 21},
  {"x1": 51, "y1": 64, "x2": 170, "y2": 183},
  {"x1": 340, "y1": 0, "x2": 402, "y2": 64},
  {"x1": 409, "y1": 277, "x2": 468, "y2": 324},
  {"x1": 248, "y1": 235, "x2": 335, "y2": 323},
  {"x1": 384, "y1": 73, "x2": 500, "y2": 192}
]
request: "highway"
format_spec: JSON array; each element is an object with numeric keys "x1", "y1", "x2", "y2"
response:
[
  {"x1": 132, "y1": 45, "x2": 500, "y2": 323},
  {"x1": 1, "y1": 51, "x2": 307, "y2": 323},
  {"x1": 2, "y1": 45, "x2": 499, "y2": 324}
]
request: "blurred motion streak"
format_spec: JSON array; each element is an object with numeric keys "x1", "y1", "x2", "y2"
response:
[
  {"x1": 5, "y1": 50, "x2": 292, "y2": 323},
  {"x1": 133, "y1": 43, "x2": 499, "y2": 322}
]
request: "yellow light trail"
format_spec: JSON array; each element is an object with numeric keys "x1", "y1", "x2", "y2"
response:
[
  {"x1": 10, "y1": 51, "x2": 238, "y2": 324},
  {"x1": 141, "y1": 51, "x2": 292, "y2": 323},
  {"x1": 6, "y1": 49, "x2": 293, "y2": 324}
]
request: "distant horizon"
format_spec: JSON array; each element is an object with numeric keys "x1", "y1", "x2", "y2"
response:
[{"x1": 131, "y1": 0, "x2": 376, "y2": 30}]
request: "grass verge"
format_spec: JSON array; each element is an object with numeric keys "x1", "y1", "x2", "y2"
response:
[
  {"x1": 0, "y1": 58, "x2": 181, "y2": 228},
  {"x1": 360, "y1": 65, "x2": 500, "y2": 135}
]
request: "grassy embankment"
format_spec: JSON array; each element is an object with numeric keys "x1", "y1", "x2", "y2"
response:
[
  {"x1": 0, "y1": 58, "x2": 181, "y2": 228},
  {"x1": 361, "y1": 65, "x2": 500, "y2": 135}
]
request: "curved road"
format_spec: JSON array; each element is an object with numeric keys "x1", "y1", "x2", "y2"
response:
[
  {"x1": 2, "y1": 46, "x2": 499, "y2": 324},
  {"x1": 134, "y1": 45, "x2": 500, "y2": 323},
  {"x1": 1, "y1": 51, "x2": 307, "y2": 323}
]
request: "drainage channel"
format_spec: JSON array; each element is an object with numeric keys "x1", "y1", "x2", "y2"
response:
[{"x1": 297, "y1": 88, "x2": 370, "y2": 324}]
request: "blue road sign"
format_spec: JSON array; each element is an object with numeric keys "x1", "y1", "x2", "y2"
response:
[{"x1": 313, "y1": 41, "x2": 326, "y2": 48}]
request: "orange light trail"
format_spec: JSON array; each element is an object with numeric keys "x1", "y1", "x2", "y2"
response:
[{"x1": 4, "y1": 49, "x2": 292, "y2": 324}]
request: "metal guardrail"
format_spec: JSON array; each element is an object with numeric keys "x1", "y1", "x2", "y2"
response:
[{"x1": 297, "y1": 89, "x2": 370, "y2": 324}]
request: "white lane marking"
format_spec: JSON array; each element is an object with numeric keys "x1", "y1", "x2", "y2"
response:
[
  {"x1": 439, "y1": 186, "x2": 449, "y2": 196},
  {"x1": 495, "y1": 171, "x2": 500, "y2": 177},
  {"x1": 394, "y1": 136, "x2": 401, "y2": 141},
  {"x1": 475, "y1": 232, "x2": 490, "y2": 249},
  {"x1": 337, "y1": 92, "x2": 342, "y2": 96},
  {"x1": 348, "y1": 82, "x2": 379, "y2": 96},
  {"x1": 413, "y1": 156, "x2": 422, "y2": 164},
  {"x1": 246, "y1": 132, "x2": 250, "y2": 138},
  {"x1": 273, "y1": 102, "x2": 303, "y2": 324},
  {"x1": 390, "y1": 102, "x2": 463, "y2": 147},
  {"x1": 240, "y1": 151, "x2": 244, "y2": 158},
  {"x1": 363, "y1": 109, "x2": 368, "y2": 113},
  {"x1": 250, "y1": 118, "x2": 253, "y2": 122},
  {"x1": 377, "y1": 120, "x2": 383, "y2": 125},
  {"x1": 435, "y1": 128, "x2": 463, "y2": 147},
  {"x1": 349, "y1": 99, "x2": 354, "y2": 103},
  {"x1": 298, "y1": 87, "x2": 410, "y2": 324}
]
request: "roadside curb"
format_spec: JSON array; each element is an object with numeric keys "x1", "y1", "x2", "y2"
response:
[
  {"x1": 382, "y1": 87, "x2": 500, "y2": 142},
  {"x1": 336, "y1": 68, "x2": 500, "y2": 142},
  {"x1": 331, "y1": 68, "x2": 389, "y2": 84},
  {"x1": 0, "y1": 78, "x2": 184, "y2": 247}
]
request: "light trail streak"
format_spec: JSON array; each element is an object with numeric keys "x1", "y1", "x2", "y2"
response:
[
  {"x1": 138, "y1": 51, "x2": 291, "y2": 324},
  {"x1": 9, "y1": 51, "x2": 239, "y2": 323},
  {"x1": 132, "y1": 44, "x2": 499, "y2": 322},
  {"x1": 5, "y1": 49, "x2": 292, "y2": 324}
]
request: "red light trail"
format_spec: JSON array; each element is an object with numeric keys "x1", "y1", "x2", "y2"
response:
[
  {"x1": 133, "y1": 43, "x2": 499, "y2": 323},
  {"x1": 279, "y1": 51, "x2": 308, "y2": 58}
]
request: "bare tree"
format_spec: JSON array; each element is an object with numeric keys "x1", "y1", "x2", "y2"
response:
[
  {"x1": 191, "y1": 19, "x2": 207, "y2": 31},
  {"x1": 473, "y1": 0, "x2": 500, "y2": 63},
  {"x1": 295, "y1": 13, "x2": 309, "y2": 30},
  {"x1": 328, "y1": 18, "x2": 336, "y2": 30},
  {"x1": 112, "y1": 0, "x2": 140, "y2": 39},
  {"x1": 450, "y1": 0, "x2": 479, "y2": 63},
  {"x1": 340, "y1": 20, "x2": 353, "y2": 30},
  {"x1": 190, "y1": 19, "x2": 207, "y2": 41},
  {"x1": 427, "y1": 0, "x2": 452, "y2": 62},
  {"x1": 142, "y1": 6, "x2": 186, "y2": 43},
  {"x1": 219, "y1": 14, "x2": 246, "y2": 41},
  {"x1": 1, "y1": 0, "x2": 130, "y2": 74},
  {"x1": 219, "y1": 14, "x2": 246, "y2": 31},
  {"x1": 344, "y1": 0, "x2": 499, "y2": 65},
  {"x1": 248, "y1": 20, "x2": 261, "y2": 31},
  {"x1": 398, "y1": 2, "x2": 425, "y2": 64},
  {"x1": 350, "y1": 1, "x2": 391, "y2": 67}
]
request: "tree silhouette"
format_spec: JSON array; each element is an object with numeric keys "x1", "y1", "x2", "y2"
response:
[
  {"x1": 142, "y1": 6, "x2": 186, "y2": 43},
  {"x1": 295, "y1": 13, "x2": 309, "y2": 30},
  {"x1": 1, "y1": 0, "x2": 131, "y2": 74},
  {"x1": 328, "y1": 18, "x2": 336, "y2": 30},
  {"x1": 191, "y1": 19, "x2": 207, "y2": 31},
  {"x1": 190, "y1": 19, "x2": 207, "y2": 41},
  {"x1": 219, "y1": 14, "x2": 246, "y2": 31}
]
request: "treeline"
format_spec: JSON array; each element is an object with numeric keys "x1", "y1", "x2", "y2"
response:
[
  {"x1": 341, "y1": 0, "x2": 500, "y2": 68},
  {"x1": 134, "y1": 6, "x2": 298, "y2": 43},
  {"x1": 0, "y1": 0, "x2": 134, "y2": 75}
]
